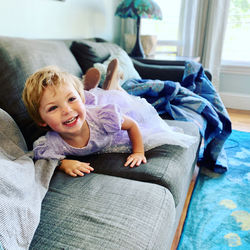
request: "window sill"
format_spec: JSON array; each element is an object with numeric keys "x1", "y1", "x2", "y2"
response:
[{"x1": 220, "y1": 62, "x2": 250, "y2": 75}]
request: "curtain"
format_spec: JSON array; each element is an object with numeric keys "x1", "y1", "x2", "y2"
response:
[{"x1": 181, "y1": 0, "x2": 230, "y2": 91}]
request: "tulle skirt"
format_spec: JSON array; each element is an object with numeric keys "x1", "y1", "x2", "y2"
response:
[{"x1": 86, "y1": 88, "x2": 198, "y2": 152}]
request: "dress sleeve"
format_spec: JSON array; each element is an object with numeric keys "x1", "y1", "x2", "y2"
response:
[
  {"x1": 84, "y1": 90, "x2": 97, "y2": 106},
  {"x1": 33, "y1": 132, "x2": 65, "y2": 160},
  {"x1": 98, "y1": 104, "x2": 124, "y2": 133}
]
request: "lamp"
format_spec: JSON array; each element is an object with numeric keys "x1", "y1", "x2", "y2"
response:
[{"x1": 115, "y1": 0, "x2": 162, "y2": 58}]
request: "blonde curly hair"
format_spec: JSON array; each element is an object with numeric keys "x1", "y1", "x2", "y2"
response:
[{"x1": 22, "y1": 65, "x2": 85, "y2": 125}]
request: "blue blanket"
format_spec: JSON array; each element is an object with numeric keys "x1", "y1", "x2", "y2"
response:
[{"x1": 123, "y1": 61, "x2": 232, "y2": 173}]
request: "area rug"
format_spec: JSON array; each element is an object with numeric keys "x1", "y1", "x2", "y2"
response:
[{"x1": 178, "y1": 130, "x2": 250, "y2": 249}]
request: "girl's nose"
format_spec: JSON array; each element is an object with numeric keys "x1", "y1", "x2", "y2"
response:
[{"x1": 62, "y1": 104, "x2": 72, "y2": 114}]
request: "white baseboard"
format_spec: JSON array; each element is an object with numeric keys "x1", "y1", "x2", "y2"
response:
[{"x1": 220, "y1": 92, "x2": 250, "y2": 110}]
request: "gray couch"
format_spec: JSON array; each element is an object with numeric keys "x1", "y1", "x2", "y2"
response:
[{"x1": 0, "y1": 36, "x2": 201, "y2": 250}]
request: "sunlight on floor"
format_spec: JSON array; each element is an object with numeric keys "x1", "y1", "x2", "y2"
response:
[{"x1": 227, "y1": 108, "x2": 250, "y2": 132}]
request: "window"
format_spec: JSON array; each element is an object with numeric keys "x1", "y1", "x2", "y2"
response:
[
  {"x1": 222, "y1": 0, "x2": 250, "y2": 65},
  {"x1": 140, "y1": 0, "x2": 182, "y2": 56}
]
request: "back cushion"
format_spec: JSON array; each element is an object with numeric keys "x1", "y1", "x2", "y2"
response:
[
  {"x1": 0, "y1": 36, "x2": 82, "y2": 149},
  {"x1": 70, "y1": 40, "x2": 111, "y2": 74},
  {"x1": 71, "y1": 40, "x2": 141, "y2": 86},
  {"x1": 0, "y1": 108, "x2": 27, "y2": 153}
]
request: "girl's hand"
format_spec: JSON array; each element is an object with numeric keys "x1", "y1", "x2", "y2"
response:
[
  {"x1": 58, "y1": 159, "x2": 94, "y2": 177},
  {"x1": 121, "y1": 116, "x2": 146, "y2": 168},
  {"x1": 124, "y1": 153, "x2": 147, "y2": 168}
]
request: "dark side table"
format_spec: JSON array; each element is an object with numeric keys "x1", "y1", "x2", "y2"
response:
[{"x1": 132, "y1": 54, "x2": 200, "y2": 66}]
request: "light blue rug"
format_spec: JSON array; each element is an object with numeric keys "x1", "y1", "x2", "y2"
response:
[{"x1": 178, "y1": 130, "x2": 250, "y2": 250}]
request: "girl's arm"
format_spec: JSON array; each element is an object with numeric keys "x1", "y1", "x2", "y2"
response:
[{"x1": 121, "y1": 115, "x2": 147, "y2": 167}]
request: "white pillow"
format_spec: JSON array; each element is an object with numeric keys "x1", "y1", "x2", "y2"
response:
[{"x1": 93, "y1": 44, "x2": 141, "y2": 87}]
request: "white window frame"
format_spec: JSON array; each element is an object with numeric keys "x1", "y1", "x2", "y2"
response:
[
  {"x1": 220, "y1": 63, "x2": 250, "y2": 75},
  {"x1": 221, "y1": 0, "x2": 250, "y2": 74},
  {"x1": 141, "y1": 0, "x2": 184, "y2": 57},
  {"x1": 155, "y1": 40, "x2": 183, "y2": 56}
]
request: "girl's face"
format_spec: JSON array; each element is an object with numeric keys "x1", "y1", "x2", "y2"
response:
[{"x1": 39, "y1": 82, "x2": 87, "y2": 138}]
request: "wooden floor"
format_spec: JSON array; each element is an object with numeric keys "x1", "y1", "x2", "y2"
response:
[
  {"x1": 171, "y1": 108, "x2": 250, "y2": 249},
  {"x1": 227, "y1": 108, "x2": 250, "y2": 132}
]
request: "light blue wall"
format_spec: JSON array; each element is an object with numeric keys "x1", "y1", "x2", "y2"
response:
[
  {"x1": 0, "y1": 0, "x2": 121, "y2": 42},
  {"x1": 219, "y1": 70, "x2": 250, "y2": 110},
  {"x1": 220, "y1": 73, "x2": 250, "y2": 94}
]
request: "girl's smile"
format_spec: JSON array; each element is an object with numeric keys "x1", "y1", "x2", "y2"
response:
[{"x1": 63, "y1": 115, "x2": 79, "y2": 126}]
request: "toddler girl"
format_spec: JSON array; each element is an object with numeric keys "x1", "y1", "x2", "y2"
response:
[{"x1": 22, "y1": 59, "x2": 197, "y2": 177}]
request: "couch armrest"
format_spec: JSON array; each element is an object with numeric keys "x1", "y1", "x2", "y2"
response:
[{"x1": 132, "y1": 58, "x2": 212, "y2": 82}]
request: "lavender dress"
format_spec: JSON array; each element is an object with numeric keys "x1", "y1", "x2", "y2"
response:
[{"x1": 34, "y1": 88, "x2": 198, "y2": 160}]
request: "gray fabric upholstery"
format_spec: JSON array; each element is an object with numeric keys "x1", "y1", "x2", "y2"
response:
[
  {"x1": 68, "y1": 145, "x2": 195, "y2": 207},
  {"x1": 0, "y1": 36, "x2": 82, "y2": 149},
  {"x1": 30, "y1": 172, "x2": 176, "y2": 250},
  {"x1": 68, "y1": 120, "x2": 200, "y2": 206},
  {"x1": 0, "y1": 108, "x2": 27, "y2": 154}
]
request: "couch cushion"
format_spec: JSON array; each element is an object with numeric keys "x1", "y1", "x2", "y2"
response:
[
  {"x1": 0, "y1": 36, "x2": 82, "y2": 149},
  {"x1": 68, "y1": 120, "x2": 200, "y2": 206},
  {"x1": 30, "y1": 172, "x2": 175, "y2": 250},
  {"x1": 70, "y1": 40, "x2": 111, "y2": 74},
  {"x1": 93, "y1": 42, "x2": 142, "y2": 86},
  {"x1": 71, "y1": 40, "x2": 141, "y2": 86},
  {"x1": 0, "y1": 108, "x2": 27, "y2": 154}
]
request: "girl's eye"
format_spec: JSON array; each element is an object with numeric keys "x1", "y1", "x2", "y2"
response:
[
  {"x1": 69, "y1": 97, "x2": 76, "y2": 102},
  {"x1": 48, "y1": 106, "x2": 57, "y2": 112}
]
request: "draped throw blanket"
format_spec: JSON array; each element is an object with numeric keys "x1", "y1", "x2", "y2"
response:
[
  {"x1": 123, "y1": 61, "x2": 232, "y2": 173},
  {"x1": 0, "y1": 108, "x2": 57, "y2": 249}
]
